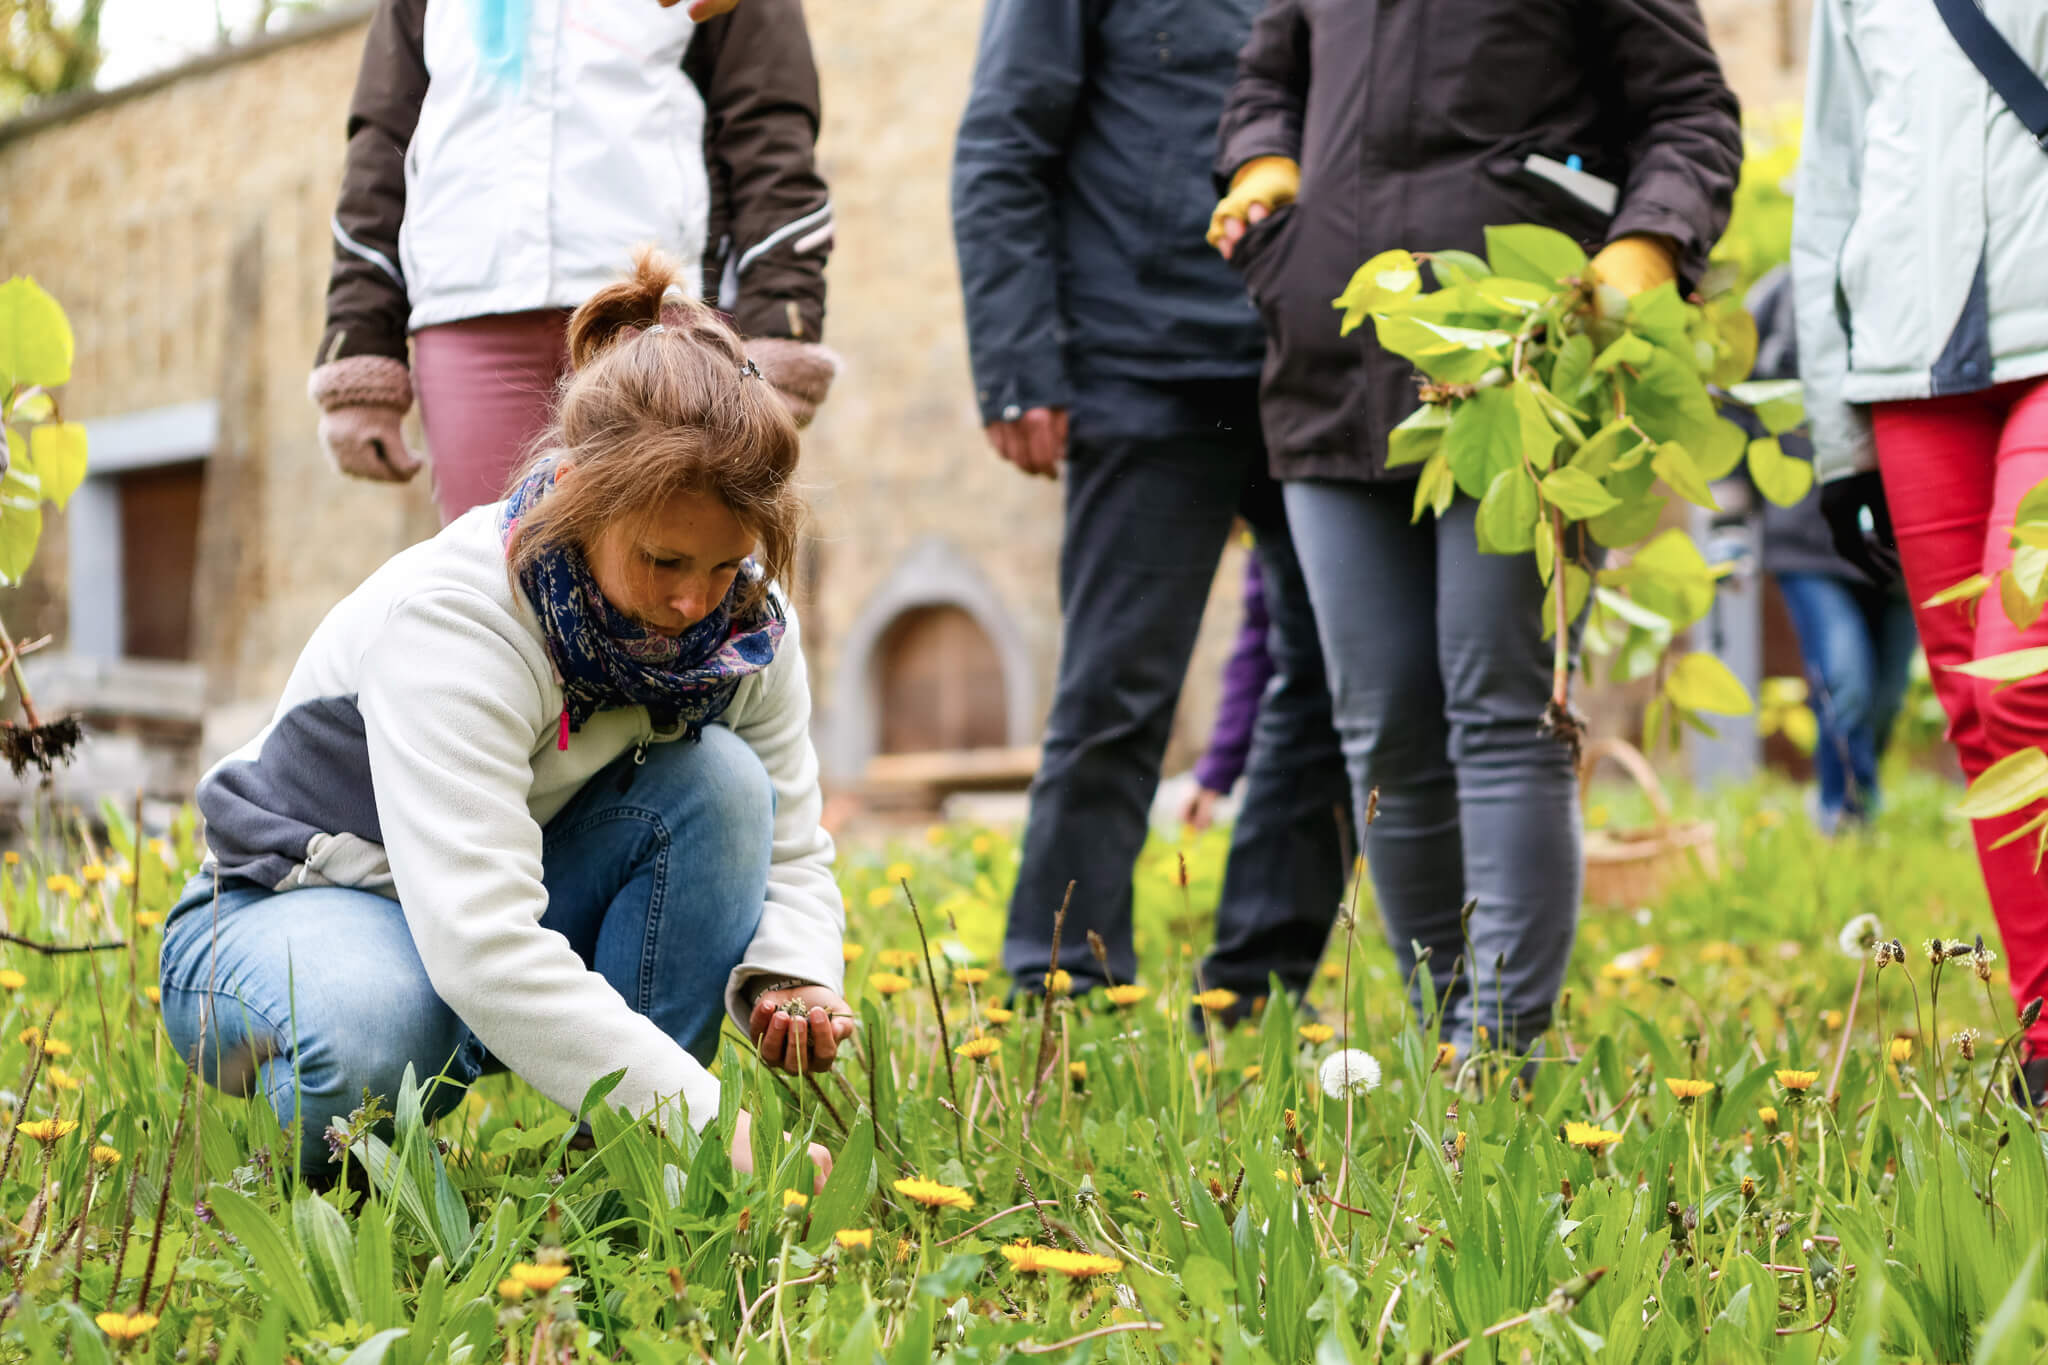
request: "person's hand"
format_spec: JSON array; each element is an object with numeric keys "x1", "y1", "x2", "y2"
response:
[
  {"x1": 729, "y1": 1109, "x2": 834, "y2": 1190},
  {"x1": 747, "y1": 337, "x2": 841, "y2": 428},
  {"x1": 1820, "y1": 470, "x2": 1901, "y2": 588},
  {"x1": 662, "y1": 0, "x2": 740, "y2": 18},
  {"x1": 309, "y1": 356, "x2": 422, "y2": 483},
  {"x1": 749, "y1": 983, "x2": 857, "y2": 1074},
  {"x1": 984, "y1": 407, "x2": 1068, "y2": 479},
  {"x1": 1178, "y1": 784, "x2": 1223, "y2": 833},
  {"x1": 1587, "y1": 235, "x2": 1678, "y2": 297},
  {"x1": 1208, "y1": 156, "x2": 1301, "y2": 262}
]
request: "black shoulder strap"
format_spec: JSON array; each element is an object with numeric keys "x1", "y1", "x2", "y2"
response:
[{"x1": 1931, "y1": 0, "x2": 2048, "y2": 149}]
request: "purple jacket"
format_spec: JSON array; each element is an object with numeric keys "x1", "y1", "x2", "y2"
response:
[{"x1": 1194, "y1": 557, "x2": 1273, "y2": 793}]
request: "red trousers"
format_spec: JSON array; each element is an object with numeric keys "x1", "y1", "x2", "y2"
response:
[
  {"x1": 1875, "y1": 378, "x2": 2048, "y2": 1050},
  {"x1": 412, "y1": 310, "x2": 573, "y2": 525}
]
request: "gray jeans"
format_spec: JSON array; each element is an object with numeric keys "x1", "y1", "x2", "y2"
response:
[{"x1": 1284, "y1": 479, "x2": 1585, "y2": 1051}]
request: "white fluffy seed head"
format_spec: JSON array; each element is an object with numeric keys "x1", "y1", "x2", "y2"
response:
[
  {"x1": 1318, "y1": 1048, "x2": 1382, "y2": 1100},
  {"x1": 1836, "y1": 913, "x2": 1884, "y2": 959}
]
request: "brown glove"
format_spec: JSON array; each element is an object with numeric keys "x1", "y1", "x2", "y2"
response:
[
  {"x1": 747, "y1": 338, "x2": 841, "y2": 429},
  {"x1": 308, "y1": 356, "x2": 423, "y2": 483}
]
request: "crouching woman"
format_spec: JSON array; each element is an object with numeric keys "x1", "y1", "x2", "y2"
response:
[{"x1": 160, "y1": 253, "x2": 849, "y2": 1182}]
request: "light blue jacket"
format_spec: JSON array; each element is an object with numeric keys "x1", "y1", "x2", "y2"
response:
[{"x1": 1792, "y1": 0, "x2": 2048, "y2": 480}]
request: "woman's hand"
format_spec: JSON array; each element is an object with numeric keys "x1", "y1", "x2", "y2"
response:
[
  {"x1": 749, "y1": 983, "x2": 857, "y2": 1074},
  {"x1": 1178, "y1": 783, "x2": 1223, "y2": 833},
  {"x1": 729, "y1": 1109, "x2": 833, "y2": 1190}
]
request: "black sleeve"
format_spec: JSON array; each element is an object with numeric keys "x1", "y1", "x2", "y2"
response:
[{"x1": 1214, "y1": 0, "x2": 1309, "y2": 190}]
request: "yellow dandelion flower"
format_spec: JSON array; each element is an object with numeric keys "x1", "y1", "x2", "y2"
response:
[
  {"x1": 955, "y1": 967, "x2": 991, "y2": 987},
  {"x1": 955, "y1": 1036, "x2": 1001, "y2": 1062},
  {"x1": 1104, "y1": 984, "x2": 1148, "y2": 1007},
  {"x1": 842, "y1": 943, "x2": 866, "y2": 963},
  {"x1": 1889, "y1": 1037, "x2": 1913, "y2": 1064},
  {"x1": 983, "y1": 1004, "x2": 1015, "y2": 1025},
  {"x1": 1068, "y1": 1060, "x2": 1088, "y2": 1085},
  {"x1": 1822, "y1": 1009, "x2": 1844, "y2": 1031},
  {"x1": 999, "y1": 1244, "x2": 1124, "y2": 1278},
  {"x1": 1241, "y1": 1064, "x2": 1261, "y2": 1081},
  {"x1": 498, "y1": 1279, "x2": 529, "y2": 1302},
  {"x1": 80, "y1": 864, "x2": 106, "y2": 884},
  {"x1": 148, "y1": 839, "x2": 169, "y2": 861},
  {"x1": 1192, "y1": 1052, "x2": 1213, "y2": 1073},
  {"x1": 509, "y1": 1262, "x2": 570, "y2": 1291},
  {"x1": 1043, "y1": 969, "x2": 1072, "y2": 995},
  {"x1": 18, "y1": 1118, "x2": 77, "y2": 1143},
  {"x1": 117, "y1": 868, "x2": 136, "y2": 887},
  {"x1": 1757, "y1": 1105, "x2": 1779, "y2": 1128},
  {"x1": 1562, "y1": 1121, "x2": 1622, "y2": 1155},
  {"x1": 1191, "y1": 988, "x2": 1239, "y2": 1012},
  {"x1": 970, "y1": 835, "x2": 992, "y2": 856},
  {"x1": 1319, "y1": 961, "x2": 1343, "y2": 980},
  {"x1": 834, "y1": 1228, "x2": 873, "y2": 1250},
  {"x1": 1664, "y1": 1077, "x2": 1714, "y2": 1102},
  {"x1": 144, "y1": 987, "x2": 161, "y2": 1005},
  {"x1": 19, "y1": 1029, "x2": 70, "y2": 1057},
  {"x1": 924, "y1": 825, "x2": 946, "y2": 846},
  {"x1": 1775, "y1": 1069, "x2": 1819, "y2": 1092},
  {"x1": 876, "y1": 949, "x2": 919, "y2": 970},
  {"x1": 869, "y1": 972, "x2": 912, "y2": 997},
  {"x1": 884, "y1": 861, "x2": 914, "y2": 885},
  {"x1": 782, "y1": 1189, "x2": 809, "y2": 1208},
  {"x1": 135, "y1": 911, "x2": 163, "y2": 929},
  {"x1": 865, "y1": 886, "x2": 895, "y2": 911},
  {"x1": 1, "y1": 852, "x2": 15, "y2": 865},
  {"x1": 893, "y1": 1177, "x2": 974, "y2": 1211},
  {"x1": 94, "y1": 1312, "x2": 158, "y2": 1342},
  {"x1": 1298, "y1": 1023, "x2": 1334, "y2": 1044},
  {"x1": 44, "y1": 875, "x2": 81, "y2": 899},
  {"x1": 0, "y1": 970, "x2": 24, "y2": 990},
  {"x1": 92, "y1": 1144, "x2": 121, "y2": 1166},
  {"x1": 1435, "y1": 1041, "x2": 1459, "y2": 1069},
  {"x1": 47, "y1": 1068, "x2": 80, "y2": 1092}
]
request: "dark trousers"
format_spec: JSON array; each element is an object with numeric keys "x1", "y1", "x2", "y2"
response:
[{"x1": 1003, "y1": 377, "x2": 1349, "y2": 999}]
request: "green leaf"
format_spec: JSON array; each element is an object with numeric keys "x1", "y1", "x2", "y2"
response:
[
  {"x1": 1592, "y1": 334, "x2": 1655, "y2": 374},
  {"x1": 1444, "y1": 387, "x2": 1519, "y2": 499},
  {"x1": 1476, "y1": 275, "x2": 1553, "y2": 311},
  {"x1": 1549, "y1": 333, "x2": 1596, "y2": 404},
  {"x1": 1626, "y1": 282, "x2": 1690, "y2": 354},
  {"x1": 1535, "y1": 520, "x2": 1556, "y2": 582},
  {"x1": 1727, "y1": 378, "x2": 1806, "y2": 436},
  {"x1": 10, "y1": 390, "x2": 53, "y2": 424},
  {"x1": 1512, "y1": 376, "x2": 1560, "y2": 471},
  {"x1": 1951, "y1": 647, "x2": 2048, "y2": 682},
  {"x1": 1333, "y1": 249, "x2": 1422, "y2": 335},
  {"x1": 1372, "y1": 315, "x2": 1504, "y2": 385},
  {"x1": 205, "y1": 1188, "x2": 325, "y2": 1328},
  {"x1": 1425, "y1": 249, "x2": 1492, "y2": 286},
  {"x1": 0, "y1": 277, "x2": 75, "y2": 390},
  {"x1": 1923, "y1": 574, "x2": 1991, "y2": 608},
  {"x1": 1388, "y1": 402, "x2": 1452, "y2": 469},
  {"x1": 1601, "y1": 528, "x2": 1716, "y2": 628},
  {"x1": 1412, "y1": 451, "x2": 1456, "y2": 523},
  {"x1": 2013, "y1": 475, "x2": 2048, "y2": 528},
  {"x1": 1695, "y1": 417, "x2": 1748, "y2": 481},
  {"x1": 340, "y1": 1331, "x2": 411, "y2": 1365},
  {"x1": 1665, "y1": 652, "x2": 1754, "y2": 716},
  {"x1": 27, "y1": 421, "x2": 86, "y2": 510},
  {"x1": 1541, "y1": 465, "x2": 1621, "y2": 520},
  {"x1": 1710, "y1": 303, "x2": 1760, "y2": 387},
  {"x1": 2001, "y1": 570, "x2": 2046, "y2": 633},
  {"x1": 1587, "y1": 492, "x2": 1666, "y2": 548},
  {"x1": 1746, "y1": 436, "x2": 1814, "y2": 507},
  {"x1": 0, "y1": 498, "x2": 43, "y2": 586},
  {"x1": 1569, "y1": 420, "x2": 1636, "y2": 481},
  {"x1": 1475, "y1": 466, "x2": 1539, "y2": 555},
  {"x1": 1956, "y1": 748, "x2": 2048, "y2": 819},
  {"x1": 1483, "y1": 224, "x2": 1588, "y2": 286},
  {"x1": 1651, "y1": 441, "x2": 1718, "y2": 510},
  {"x1": 294, "y1": 1192, "x2": 364, "y2": 1324}
]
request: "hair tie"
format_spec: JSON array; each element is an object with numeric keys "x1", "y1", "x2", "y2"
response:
[
  {"x1": 657, "y1": 283, "x2": 690, "y2": 330},
  {"x1": 740, "y1": 358, "x2": 764, "y2": 380},
  {"x1": 644, "y1": 323, "x2": 666, "y2": 338}
]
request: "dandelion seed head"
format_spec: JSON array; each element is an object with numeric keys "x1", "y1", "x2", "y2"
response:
[
  {"x1": 1836, "y1": 913, "x2": 1884, "y2": 958},
  {"x1": 1318, "y1": 1048, "x2": 1382, "y2": 1100}
]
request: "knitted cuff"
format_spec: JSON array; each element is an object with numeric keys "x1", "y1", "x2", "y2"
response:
[{"x1": 308, "y1": 355, "x2": 413, "y2": 414}]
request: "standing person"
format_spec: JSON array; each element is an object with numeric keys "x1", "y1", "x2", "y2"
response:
[
  {"x1": 1733, "y1": 268, "x2": 1918, "y2": 834},
  {"x1": 1795, "y1": 0, "x2": 2048, "y2": 1098},
  {"x1": 310, "y1": 0, "x2": 838, "y2": 523},
  {"x1": 165, "y1": 257, "x2": 848, "y2": 1181},
  {"x1": 952, "y1": 0, "x2": 1350, "y2": 1010},
  {"x1": 1211, "y1": 0, "x2": 1742, "y2": 1054}
]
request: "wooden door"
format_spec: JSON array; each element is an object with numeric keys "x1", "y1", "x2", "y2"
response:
[
  {"x1": 876, "y1": 606, "x2": 1007, "y2": 753},
  {"x1": 118, "y1": 461, "x2": 206, "y2": 661}
]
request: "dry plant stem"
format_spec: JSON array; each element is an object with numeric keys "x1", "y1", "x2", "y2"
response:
[
  {"x1": 0, "y1": 611, "x2": 44, "y2": 730},
  {"x1": 1432, "y1": 1271, "x2": 1607, "y2": 1364},
  {"x1": 1827, "y1": 957, "x2": 1867, "y2": 1104},
  {"x1": 108, "y1": 1140, "x2": 141, "y2": 1301},
  {"x1": 1021, "y1": 882, "x2": 1073, "y2": 1137},
  {"x1": 900, "y1": 878, "x2": 966, "y2": 1163},
  {"x1": 802, "y1": 1074, "x2": 847, "y2": 1133},
  {"x1": 0, "y1": 929, "x2": 126, "y2": 955},
  {"x1": 135, "y1": 1061, "x2": 195, "y2": 1312},
  {"x1": 1014, "y1": 1321, "x2": 1165, "y2": 1354}
]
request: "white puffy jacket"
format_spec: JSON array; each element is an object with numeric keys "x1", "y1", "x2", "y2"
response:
[{"x1": 1793, "y1": 0, "x2": 2048, "y2": 480}]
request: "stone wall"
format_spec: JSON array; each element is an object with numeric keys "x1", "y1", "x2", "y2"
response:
[{"x1": 0, "y1": 0, "x2": 1813, "y2": 795}]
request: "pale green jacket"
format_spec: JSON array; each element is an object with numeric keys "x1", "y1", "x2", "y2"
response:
[{"x1": 1792, "y1": 0, "x2": 2048, "y2": 481}]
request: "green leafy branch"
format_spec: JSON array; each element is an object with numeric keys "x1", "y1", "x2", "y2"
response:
[{"x1": 1335, "y1": 223, "x2": 1810, "y2": 759}]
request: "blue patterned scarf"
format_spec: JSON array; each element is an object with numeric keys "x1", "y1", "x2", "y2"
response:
[{"x1": 499, "y1": 466, "x2": 784, "y2": 745}]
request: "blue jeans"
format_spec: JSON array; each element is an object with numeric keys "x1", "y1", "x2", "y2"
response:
[
  {"x1": 159, "y1": 725, "x2": 772, "y2": 1176},
  {"x1": 1775, "y1": 572, "x2": 1918, "y2": 829}
]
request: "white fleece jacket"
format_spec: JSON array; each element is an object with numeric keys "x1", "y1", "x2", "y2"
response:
[{"x1": 194, "y1": 505, "x2": 843, "y2": 1131}]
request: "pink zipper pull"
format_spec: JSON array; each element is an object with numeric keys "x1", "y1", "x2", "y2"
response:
[{"x1": 558, "y1": 707, "x2": 570, "y2": 752}]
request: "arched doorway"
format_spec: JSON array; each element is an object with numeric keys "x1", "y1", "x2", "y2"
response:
[{"x1": 874, "y1": 605, "x2": 1008, "y2": 754}]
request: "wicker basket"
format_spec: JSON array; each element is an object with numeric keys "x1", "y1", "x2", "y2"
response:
[{"x1": 1580, "y1": 737, "x2": 1719, "y2": 910}]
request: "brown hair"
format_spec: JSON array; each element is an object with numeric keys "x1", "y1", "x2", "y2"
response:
[{"x1": 504, "y1": 249, "x2": 803, "y2": 614}]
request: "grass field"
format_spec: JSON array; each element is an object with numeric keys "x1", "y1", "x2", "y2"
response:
[{"x1": 4, "y1": 767, "x2": 2045, "y2": 1363}]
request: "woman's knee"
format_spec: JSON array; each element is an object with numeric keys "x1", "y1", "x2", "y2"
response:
[{"x1": 657, "y1": 725, "x2": 776, "y2": 852}]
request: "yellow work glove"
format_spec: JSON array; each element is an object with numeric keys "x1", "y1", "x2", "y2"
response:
[
  {"x1": 1588, "y1": 234, "x2": 1678, "y2": 297},
  {"x1": 1206, "y1": 156, "x2": 1302, "y2": 246}
]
